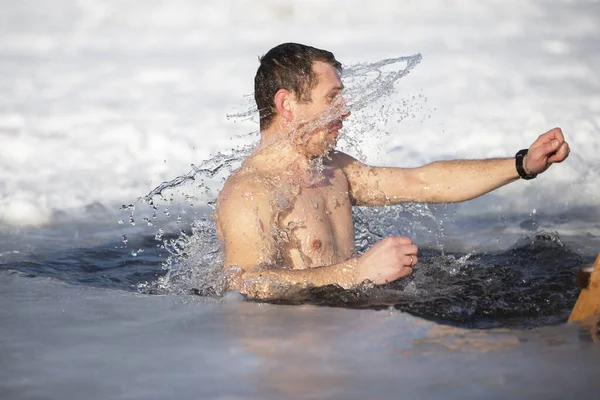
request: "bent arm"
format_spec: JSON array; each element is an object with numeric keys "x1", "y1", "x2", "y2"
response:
[
  {"x1": 216, "y1": 179, "x2": 357, "y2": 299},
  {"x1": 332, "y1": 152, "x2": 518, "y2": 205},
  {"x1": 230, "y1": 259, "x2": 358, "y2": 299}
]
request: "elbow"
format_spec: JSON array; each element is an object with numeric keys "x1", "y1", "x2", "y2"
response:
[
  {"x1": 351, "y1": 188, "x2": 391, "y2": 207},
  {"x1": 223, "y1": 263, "x2": 248, "y2": 293},
  {"x1": 222, "y1": 265, "x2": 276, "y2": 300}
]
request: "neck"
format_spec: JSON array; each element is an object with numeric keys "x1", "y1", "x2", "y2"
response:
[
  {"x1": 257, "y1": 133, "x2": 311, "y2": 170},
  {"x1": 260, "y1": 117, "x2": 290, "y2": 145}
]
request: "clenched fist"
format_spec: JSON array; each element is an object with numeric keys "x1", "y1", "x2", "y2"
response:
[
  {"x1": 524, "y1": 127, "x2": 570, "y2": 175},
  {"x1": 354, "y1": 236, "x2": 418, "y2": 286}
]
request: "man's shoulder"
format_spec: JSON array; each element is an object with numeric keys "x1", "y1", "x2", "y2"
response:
[
  {"x1": 217, "y1": 168, "x2": 273, "y2": 211},
  {"x1": 327, "y1": 151, "x2": 366, "y2": 172}
]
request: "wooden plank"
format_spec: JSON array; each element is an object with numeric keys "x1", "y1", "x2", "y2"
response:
[{"x1": 568, "y1": 253, "x2": 600, "y2": 322}]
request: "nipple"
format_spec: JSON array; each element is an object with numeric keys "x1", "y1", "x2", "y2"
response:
[{"x1": 311, "y1": 238, "x2": 322, "y2": 250}]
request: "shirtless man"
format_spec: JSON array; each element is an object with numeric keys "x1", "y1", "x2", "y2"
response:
[{"x1": 215, "y1": 43, "x2": 570, "y2": 299}]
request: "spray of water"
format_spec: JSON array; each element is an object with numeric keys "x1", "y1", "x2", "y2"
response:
[
  {"x1": 122, "y1": 51, "x2": 585, "y2": 328},
  {"x1": 133, "y1": 53, "x2": 431, "y2": 296}
]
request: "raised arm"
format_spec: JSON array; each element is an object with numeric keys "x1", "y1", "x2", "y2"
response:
[
  {"x1": 332, "y1": 127, "x2": 570, "y2": 206},
  {"x1": 216, "y1": 177, "x2": 418, "y2": 299}
]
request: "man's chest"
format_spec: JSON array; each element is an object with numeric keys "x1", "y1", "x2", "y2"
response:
[{"x1": 277, "y1": 170, "x2": 355, "y2": 268}]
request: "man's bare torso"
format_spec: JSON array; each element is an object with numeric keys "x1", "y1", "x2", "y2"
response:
[
  {"x1": 216, "y1": 153, "x2": 355, "y2": 270},
  {"x1": 277, "y1": 162, "x2": 355, "y2": 268}
]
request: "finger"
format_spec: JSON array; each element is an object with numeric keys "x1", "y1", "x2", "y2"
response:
[
  {"x1": 548, "y1": 127, "x2": 565, "y2": 143},
  {"x1": 404, "y1": 254, "x2": 418, "y2": 267},
  {"x1": 535, "y1": 127, "x2": 565, "y2": 150},
  {"x1": 548, "y1": 142, "x2": 570, "y2": 163},
  {"x1": 536, "y1": 136, "x2": 562, "y2": 156},
  {"x1": 395, "y1": 236, "x2": 413, "y2": 245},
  {"x1": 538, "y1": 127, "x2": 564, "y2": 145},
  {"x1": 403, "y1": 244, "x2": 419, "y2": 255}
]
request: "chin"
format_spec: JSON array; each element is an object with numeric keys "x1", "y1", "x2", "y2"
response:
[
  {"x1": 320, "y1": 141, "x2": 338, "y2": 158},
  {"x1": 303, "y1": 135, "x2": 335, "y2": 158},
  {"x1": 306, "y1": 144, "x2": 332, "y2": 159}
]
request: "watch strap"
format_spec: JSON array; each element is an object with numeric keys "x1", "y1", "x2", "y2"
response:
[{"x1": 515, "y1": 149, "x2": 537, "y2": 180}]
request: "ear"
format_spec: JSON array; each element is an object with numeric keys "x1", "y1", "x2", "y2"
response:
[{"x1": 274, "y1": 89, "x2": 294, "y2": 122}]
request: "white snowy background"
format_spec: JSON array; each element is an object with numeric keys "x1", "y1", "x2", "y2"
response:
[{"x1": 0, "y1": 0, "x2": 598, "y2": 229}]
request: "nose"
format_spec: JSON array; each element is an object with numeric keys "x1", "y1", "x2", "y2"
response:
[{"x1": 337, "y1": 96, "x2": 351, "y2": 119}]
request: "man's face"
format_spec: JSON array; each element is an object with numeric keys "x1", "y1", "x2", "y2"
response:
[{"x1": 290, "y1": 61, "x2": 349, "y2": 158}]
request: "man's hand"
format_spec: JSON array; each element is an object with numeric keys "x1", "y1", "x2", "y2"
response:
[
  {"x1": 354, "y1": 236, "x2": 418, "y2": 285},
  {"x1": 524, "y1": 127, "x2": 570, "y2": 175}
]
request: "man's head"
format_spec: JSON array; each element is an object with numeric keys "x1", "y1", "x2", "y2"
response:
[{"x1": 254, "y1": 43, "x2": 343, "y2": 141}]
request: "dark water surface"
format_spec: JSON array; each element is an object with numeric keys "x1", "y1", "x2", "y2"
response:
[{"x1": 1, "y1": 207, "x2": 596, "y2": 330}]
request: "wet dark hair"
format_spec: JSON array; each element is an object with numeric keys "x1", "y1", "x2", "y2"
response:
[{"x1": 254, "y1": 43, "x2": 342, "y2": 130}]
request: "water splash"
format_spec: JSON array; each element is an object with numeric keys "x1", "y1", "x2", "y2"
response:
[
  {"x1": 132, "y1": 54, "x2": 426, "y2": 296},
  {"x1": 343, "y1": 55, "x2": 423, "y2": 111},
  {"x1": 277, "y1": 231, "x2": 582, "y2": 329},
  {"x1": 353, "y1": 204, "x2": 446, "y2": 255},
  {"x1": 142, "y1": 144, "x2": 256, "y2": 204},
  {"x1": 226, "y1": 54, "x2": 422, "y2": 123},
  {"x1": 138, "y1": 216, "x2": 224, "y2": 296}
]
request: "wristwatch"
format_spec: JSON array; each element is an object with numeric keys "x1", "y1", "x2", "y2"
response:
[{"x1": 515, "y1": 149, "x2": 537, "y2": 180}]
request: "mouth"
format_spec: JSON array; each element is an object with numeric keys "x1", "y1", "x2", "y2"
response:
[{"x1": 328, "y1": 121, "x2": 344, "y2": 136}]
